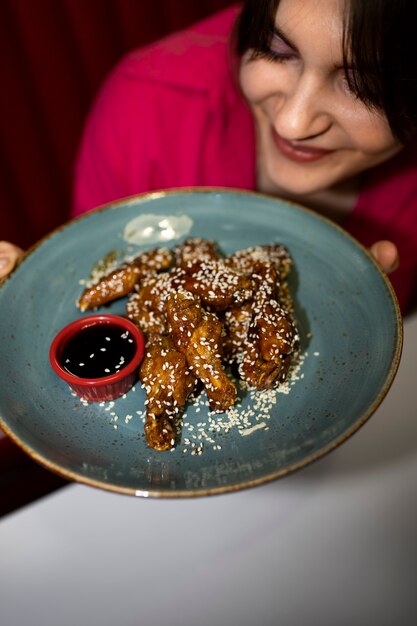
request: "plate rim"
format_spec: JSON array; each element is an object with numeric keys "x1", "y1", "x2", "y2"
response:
[{"x1": 0, "y1": 187, "x2": 404, "y2": 497}]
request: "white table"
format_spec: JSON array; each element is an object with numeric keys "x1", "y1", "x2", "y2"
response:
[{"x1": 1, "y1": 314, "x2": 416, "y2": 626}]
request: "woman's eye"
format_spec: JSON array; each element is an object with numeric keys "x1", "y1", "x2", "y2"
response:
[
  {"x1": 341, "y1": 69, "x2": 360, "y2": 98},
  {"x1": 264, "y1": 32, "x2": 296, "y2": 62}
]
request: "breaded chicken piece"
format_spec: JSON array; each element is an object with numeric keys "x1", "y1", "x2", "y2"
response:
[
  {"x1": 172, "y1": 259, "x2": 253, "y2": 312},
  {"x1": 77, "y1": 247, "x2": 173, "y2": 311},
  {"x1": 166, "y1": 291, "x2": 236, "y2": 412},
  {"x1": 139, "y1": 335, "x2": 196, "y2": 451},
  {"x1": 239, "y1": 279, "x2": 298, "y2": 389},
  {"x1": 173, "y1": 237, "x2": 221, "y2": 270}
]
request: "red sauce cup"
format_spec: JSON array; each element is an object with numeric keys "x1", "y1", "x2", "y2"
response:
[{"x1": 49, "y1": 314, "x2": 145, "y2": 402}]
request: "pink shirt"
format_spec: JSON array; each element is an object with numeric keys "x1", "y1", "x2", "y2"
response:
[{"x1": 73, "y1": 5, "x2": 417, "y2": 313}]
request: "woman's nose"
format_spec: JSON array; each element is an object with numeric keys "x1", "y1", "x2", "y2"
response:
[{"x1": 273, "y1": 73, "x2": 332, "y2": 141}]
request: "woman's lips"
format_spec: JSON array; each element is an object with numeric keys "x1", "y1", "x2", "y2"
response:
[{"x1": 271, "y1": 128, "x2": 334, "y2": 163}]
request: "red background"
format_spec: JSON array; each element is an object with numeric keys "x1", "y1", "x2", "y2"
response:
[{"x1": 0, "y1": 0, "x2": 233, "y2": 249}]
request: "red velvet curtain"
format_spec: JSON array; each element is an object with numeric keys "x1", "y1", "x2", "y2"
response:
[{"x1": 0, "y1": 0, "x2": 233, "y2": 249}]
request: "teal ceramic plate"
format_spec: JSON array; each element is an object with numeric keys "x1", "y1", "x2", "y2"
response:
[{"x1": 0, "y1": 189, "x2": 402, "y2": 497}]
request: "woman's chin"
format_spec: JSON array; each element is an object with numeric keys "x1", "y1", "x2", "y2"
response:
[{"x1": 259, "y1": 178, "x2": 325, "y2": 202}]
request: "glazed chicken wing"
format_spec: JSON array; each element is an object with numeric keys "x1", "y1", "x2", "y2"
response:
[
  {"x1": 173, "y1": 237, "x2": 220, "y2": 270},
  {"x1": 222, "y1": 261, "x2": 294, "y2": 362},
  {"x1": 77, "y1": 247, "x2": 173, "y2": 311},
  {"x1": 221, "y1": 302, "x2": 253, "y2": 362},
  {"x1": 139, "y1": 335, "x2": 196, "y2": 451},
  {"x1": 226, "y1": 243, "x2": 292, "y2": 280},
  {"x1": 126, "y1": 268, "x2": 185, "y2": 338},
  {"x1": 239, "y1": 284, "x2": 298, "y2": 389},
  {"x1": 166, "y1": 292, "x2": 236, "y2": 412},
  {"x1": 172, "y1": 259, "x2": 253, "y2": 312}
]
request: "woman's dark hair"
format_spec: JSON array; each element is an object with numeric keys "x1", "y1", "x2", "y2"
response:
[{"x1": 235, "y1": 0, "x2": 417, "y2": 144}]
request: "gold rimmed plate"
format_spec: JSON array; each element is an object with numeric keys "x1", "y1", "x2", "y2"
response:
[{"x1": 0, "y1": 189, "x2": 402, "y2": 496}]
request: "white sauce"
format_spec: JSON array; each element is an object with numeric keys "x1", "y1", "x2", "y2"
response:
[{"x1": 123, "y1": 214, "x2": 193, "y2": 246}]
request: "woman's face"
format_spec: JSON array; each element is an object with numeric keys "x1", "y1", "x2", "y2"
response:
[{"x1": 239, "y1": 0, "x2": 401, "y2": 198}]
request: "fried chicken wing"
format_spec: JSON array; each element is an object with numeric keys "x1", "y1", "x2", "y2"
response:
[
  {"x1": 173, "y1": 237, "x2": 221, "y2": 270},
  {"x1": 239, "y1": 286, "x2": 298, "y2": 389},
  {"x1": 166, "y1": 292, "x2": 236, "y2": 412},
  {"x1": 222, "y1": 262, "x2": 292, "y2": 361},
  {"x1": 222, "y1": 302, "x2": 253, "y2": 362},
  {"x1": 139, "y1": 335, "x2": 196, "y2": 450},
  {"x1": 172, "y1": 259, "x2": 253, "y2": 312},
  {"x1": 77, "y1": 247, "x2": 173, "y2": 311},
  {"x1": 126, "y1": 292, "x2": 167, "y2": 338},
  {"x1": 226, "y1": 244, "x2": 295, "y2": 310},
  {"x1": 126, "y1": 269, "x2": 185, "y2": 338},
  {"x1": 226, "y1": 243, "x2": 292, "y2": 279}
]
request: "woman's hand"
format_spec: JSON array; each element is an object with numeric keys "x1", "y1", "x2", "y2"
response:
[
  {"x1": 0, "y1": 241, "x2": 24, "y2": 280},
  {"x1": 370, "y1": 240, "x2": 399, "y2": 274}
]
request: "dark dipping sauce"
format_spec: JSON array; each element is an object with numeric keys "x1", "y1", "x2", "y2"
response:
[{"x1": 61, "y1": 324, "x2": 136, "y2": 379}]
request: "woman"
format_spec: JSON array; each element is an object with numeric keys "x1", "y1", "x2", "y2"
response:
[{"x1": 2, "y1": 0, "x2": 416, "y2": 311}]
